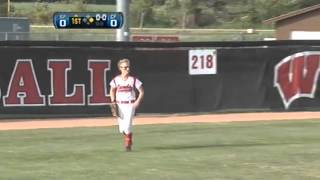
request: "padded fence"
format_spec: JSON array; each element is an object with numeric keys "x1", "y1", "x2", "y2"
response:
[{"x1": 0, "y1": 41, "x2": 320, "y2": 118}]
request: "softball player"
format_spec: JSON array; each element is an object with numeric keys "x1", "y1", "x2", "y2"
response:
[{"x1": 109, "y1": 58, "x2": 144, "y2": 151}]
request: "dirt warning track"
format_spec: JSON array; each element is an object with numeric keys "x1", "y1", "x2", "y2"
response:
[{"x1": 0, "y1": 111, "x2": 320, "y2": 131}]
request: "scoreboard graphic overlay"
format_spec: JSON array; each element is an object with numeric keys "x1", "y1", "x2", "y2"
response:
[{"x1": 53, "y1": 12, "x2": 124, "y2": 29}]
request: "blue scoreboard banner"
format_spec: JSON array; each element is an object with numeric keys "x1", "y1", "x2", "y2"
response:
[{"x1": 53, "y1": 12, "x2": 124, "y2": 29}]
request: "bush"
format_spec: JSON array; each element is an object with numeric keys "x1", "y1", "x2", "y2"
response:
[
  {"x1": 0, "y1": 2, "x2": 8, "y2": 16},
  {"x1": 32, "y1": 2, "x2": 52, "y2": 24}
]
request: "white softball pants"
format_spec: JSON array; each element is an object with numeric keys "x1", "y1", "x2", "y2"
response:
[{"x1": 117, "y1": 103, "x2": 135, "y2": 134}]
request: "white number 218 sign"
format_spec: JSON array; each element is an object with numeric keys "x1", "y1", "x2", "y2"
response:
[{"x1": 188, "y1": 49, "x2": 217, "y2": 75}]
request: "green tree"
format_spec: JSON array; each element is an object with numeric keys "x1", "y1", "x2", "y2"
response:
[
  {"x1": 162, "y1": 0, "x2": 182, "y2": 27},
  {"x1": 177, "y1": 0, "x2": 232, "y2": 28},
  {"x1": 32, "y1": 1, "x2": 53, "y2": 24},
  {"x1": 0, "y1": 0, "x2": 8, "y2": 16},
  {"x1": 294, "y1": 0, "x2": 320, "y2": 8},
  {"x1": 72, "y1": 0, "x2": 88, "y2": 11},
  {"x1": 130, "y1": 0, "x2": 154, "y2": 27}
]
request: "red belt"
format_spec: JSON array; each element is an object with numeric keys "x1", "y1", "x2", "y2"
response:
[{"x1": 117, "y1": 100, "x2": 135, "y2": 104}]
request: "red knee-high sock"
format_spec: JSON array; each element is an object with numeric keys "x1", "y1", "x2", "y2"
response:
[{"x1": 125, "y1": 133, "x2": 133, "y2": 147}]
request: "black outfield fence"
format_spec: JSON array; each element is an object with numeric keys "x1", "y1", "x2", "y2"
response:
[{"x1": 0, "y1": 40, "x2": 320, "y2": 118}]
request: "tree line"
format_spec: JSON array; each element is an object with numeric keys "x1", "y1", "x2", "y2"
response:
[
  {"x1": 130, "y1": 0, "x2": 320, "y2": 28},
  {"x1": 0, "y1": 0, "x2": 319, "y2": 28}
]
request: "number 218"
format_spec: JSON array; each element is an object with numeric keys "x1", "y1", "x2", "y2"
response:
[{"x1": 191, "y1": 55, "x2": 214, "y2": 69}]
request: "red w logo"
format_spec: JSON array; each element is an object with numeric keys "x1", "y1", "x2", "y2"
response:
[{"x1": 274, "y1": 52, "x2": 320, "y2": 109}]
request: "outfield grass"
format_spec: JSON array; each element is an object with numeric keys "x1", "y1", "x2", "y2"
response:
[{"x1": 1, "y1": 120, "x2": 320, "y2": 179}]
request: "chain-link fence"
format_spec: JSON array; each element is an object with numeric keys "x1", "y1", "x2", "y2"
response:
[{"x1": 0, "y1": 26, "x2": 275, "y2": 41}]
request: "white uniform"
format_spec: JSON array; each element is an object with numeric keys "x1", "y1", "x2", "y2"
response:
[{"x1": 110, "y1": 75, "x2": 142, "y2": 134}]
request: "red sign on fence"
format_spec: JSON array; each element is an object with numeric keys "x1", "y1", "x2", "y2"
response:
[{"x1": 132, "y1": 35, "x2": 179, "y2": 42}]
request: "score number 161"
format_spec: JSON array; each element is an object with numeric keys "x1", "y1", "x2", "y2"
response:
[{"x1": 188, "y1": 49, "x2": 217, "y2": 75}]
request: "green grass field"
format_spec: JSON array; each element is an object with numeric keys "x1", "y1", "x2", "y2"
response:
[{"x1": 1, "y1": 120, "x2": 320, "y2": 180}]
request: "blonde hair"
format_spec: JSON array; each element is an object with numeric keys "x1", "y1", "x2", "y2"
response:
[{"x1": 117, "y1": 58, "x2": 130, "y2": 68}]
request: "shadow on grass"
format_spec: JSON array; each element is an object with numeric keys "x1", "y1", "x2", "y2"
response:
[{"x1": 146, "y1": 142, "x2": 302, "y2": 150}]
